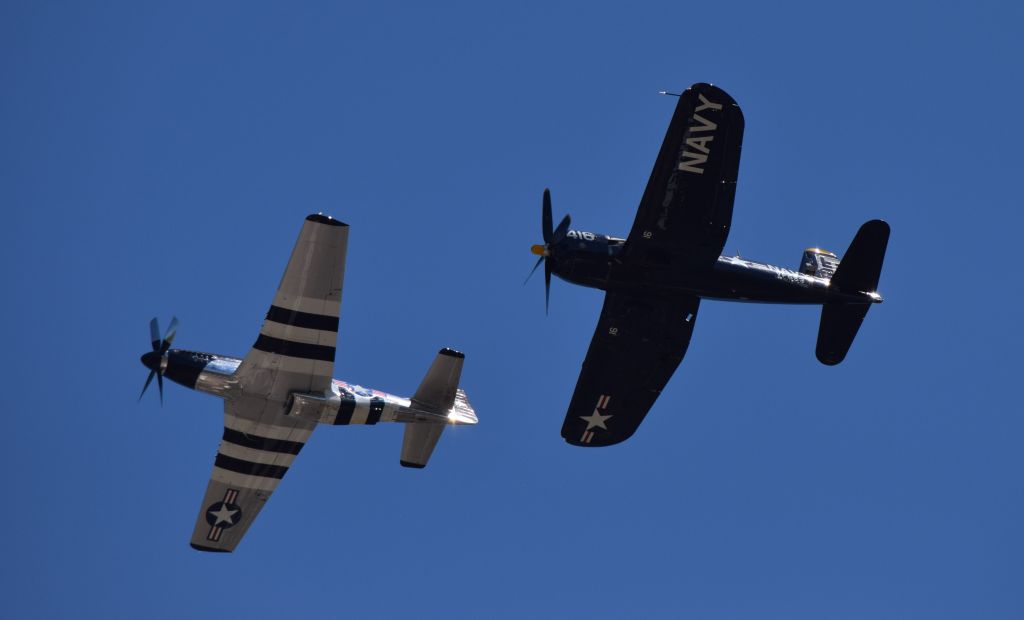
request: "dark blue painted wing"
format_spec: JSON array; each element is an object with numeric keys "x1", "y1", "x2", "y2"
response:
[
  {"x1": 622, "y1": 83, "x2": 745, "y2": 271},
  {"x1": 561, "y1": 292, "x2": 700, "y2": 447}
]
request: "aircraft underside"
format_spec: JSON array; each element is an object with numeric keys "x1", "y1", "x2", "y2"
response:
[
  {"x1": 150, "y1": 349, "x2": 477, "y2": 427},
  {"x1": 555, "y1": 254, "x2": 878, "y2": 305},
  {"x1": 139, "y1": 215, "x2": 478, "y2": 552},
  {"x1": 527, "y1": 83, "x2": 889, "y2": 447}
]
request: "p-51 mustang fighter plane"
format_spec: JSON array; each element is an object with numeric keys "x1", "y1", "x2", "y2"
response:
[
  {"x1": 139, "y1": 214, "x2": 477, "y2": 552},
  {"x1": 528, "y1": 83, "x2": 889, "y2": 447}
]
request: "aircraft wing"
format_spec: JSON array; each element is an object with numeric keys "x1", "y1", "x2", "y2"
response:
[
  {"x1": 190, "y1": 399, "x2": 316, "y2": 552},
  {"x1": 236, "y1": 213, "x2": 349, "y2": 411},
  {"x1": 191, "y1": 214, "x2": 349, "y2": 551},
  {"x1": 621, "y1": 83, "x2": 744, "y2": 271},
  {"x1": 561, "y1": 291, "x2": 700, "y2": 447}
]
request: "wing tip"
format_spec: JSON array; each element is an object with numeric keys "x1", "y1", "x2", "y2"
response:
[
  {"x1": 190, "y1": 543, "x2": 232, "y2": 553},
  {"x1": 682, "y1": 82, "x2": 741, "y2": 112},
  {"x1": 816, "y1": 346, "x2": 846, "y2": 365},
  {"x1": 400, "y1": 460, "x2": 427, "y2": 469},
  {"x1": 562, "y1": 433, "x2": 634, "y2": 448},
  {"x1": 305, "y1": 213, "x2": 349, "y2": 227},
  {"x1": 438, "y1": 347, "x2": 465, "y2": 359}
]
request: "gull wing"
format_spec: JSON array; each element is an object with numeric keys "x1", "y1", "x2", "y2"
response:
[
  {"x1": 621, "y1": 83, "x2": 744, "y2": 271},
  {"x1": 561, "y1": 292, "x2": 700, "y2": 447}
]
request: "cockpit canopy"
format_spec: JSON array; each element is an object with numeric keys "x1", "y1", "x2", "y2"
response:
[{"x1": 799, "y1": 247, "x2": 840, "y2": 279}]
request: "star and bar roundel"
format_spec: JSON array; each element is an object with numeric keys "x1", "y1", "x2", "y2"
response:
[
  {"x1": 204, "y1": 488, "x2": 243, "y2": 543},
  {"x1": 579, "y1": 394, "x2": 613, "y2": 444}
]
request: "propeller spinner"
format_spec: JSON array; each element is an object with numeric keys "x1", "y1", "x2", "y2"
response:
[
  {"x1": 525, "y1": 188, "x2": 570, "y2": 313},
  {"x1": 139, "y1": 316, "x2": 178, "y2": 404}
]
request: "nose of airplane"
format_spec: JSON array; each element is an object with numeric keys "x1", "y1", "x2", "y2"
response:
[{"x1": 141, "y1": 351, "x2": 161, "y2": 371}]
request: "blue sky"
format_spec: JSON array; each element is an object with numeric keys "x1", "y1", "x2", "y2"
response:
[{"x1": 3, "y1": 1, "x2": 1023, "y2": 618}]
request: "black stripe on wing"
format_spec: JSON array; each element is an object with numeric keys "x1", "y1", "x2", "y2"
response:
[
  {"x1": 222, "y1": 428, "x2": 304, "y2": 455},
  {"x1": 265, "y1": 305, "x2": 339, "y2": 332},
  {"x1": 253, "y1": 334, "x2": 335, "y2": 361},
  {"x1": 215, "y1": 453, "x2": 289, "y2": 479}
]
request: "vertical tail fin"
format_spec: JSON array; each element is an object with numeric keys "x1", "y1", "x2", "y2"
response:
[
  {"x1": 400, "y1": 348, "x2": 475, "y2": 469},
  {"x1": 829, "y1": 220, "x2": 890, "y2": 295},
  {"x1": 816, "y1": 220, "x2": 890, "y2": 365},
  {"x1": 411, "y1": 348, "x2": 464, "y2": 413}
]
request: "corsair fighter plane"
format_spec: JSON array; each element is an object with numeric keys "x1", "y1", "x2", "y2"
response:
[
  {"x1": 140, "y1": 214, "x2": 477, "y2": 552},
  {"x1": 528, "y1": 83, "x2": 889, "y2": 447}
]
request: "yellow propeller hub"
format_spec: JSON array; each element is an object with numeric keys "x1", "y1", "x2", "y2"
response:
[{"x1": 531, "y1": 244, "x2": 547, "y2": 256}]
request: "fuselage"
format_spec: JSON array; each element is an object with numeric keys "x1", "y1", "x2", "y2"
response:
[
  {"x1": 549, "y1": 230, "x2": 880, "y2": 305},
  {"x1": 142, "y1": 350, "x2": 477, "y2": 426}
]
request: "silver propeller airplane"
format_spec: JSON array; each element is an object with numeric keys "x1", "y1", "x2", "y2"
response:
[{"x1": 139, "y1": 214, "x2": 478, "y2": 552}]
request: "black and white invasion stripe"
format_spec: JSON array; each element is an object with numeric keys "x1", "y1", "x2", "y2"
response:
[
  {"x1": 331, "y1": 395, "x2": 385, "y2": 425},
  {"x1": 211, "y1": 414, "x2": 316, "y2": 492},
  {"x1": 240, "y1": 214, "x2": 349, "y2": 400}
]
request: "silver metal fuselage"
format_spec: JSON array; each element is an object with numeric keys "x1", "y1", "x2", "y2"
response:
[{"x1": 162, "y1": 353, "x2": 475, "y2": 426}]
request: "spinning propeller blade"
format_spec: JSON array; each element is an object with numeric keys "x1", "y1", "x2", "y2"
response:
[
  {"x1": 524, "y1": 255, "x2": 545, "y2": 284},
  {"x1": 544, "y1": 260, "x2": 552, "y2": 314},
  {"x1": 149, "y1": 318, "x2": 161, "y2": 351},
  {"x1": 139, "y1": 316, "x2": 178, "y2": 405},
  {"x1": 527, "y1": 188, "x2": 571, "y2": 314},
  {"x1": 161, "y1": 317, "x2": 179, "y2": 353},
  {"x1": 552, "y1": 214, "x2": 571, "y2": 244},
  {"x1": 542, "y1": 188, "x2": 553, "y2": 243},
  {"x1": 139, "y1": 369, "x2": 156, "y2": 401}
]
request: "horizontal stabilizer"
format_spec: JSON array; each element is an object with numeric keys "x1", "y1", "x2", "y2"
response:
[
  {"x1": 816, "y1": 302, "x2": 870, "y2": 365},
  {"x1": 400, "y1": 422, "x2": 445, "y2": 469}
]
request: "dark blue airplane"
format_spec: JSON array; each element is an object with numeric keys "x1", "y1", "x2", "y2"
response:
[{"x1": 528, "y1": 83, "x2": 890, "y2": 447}]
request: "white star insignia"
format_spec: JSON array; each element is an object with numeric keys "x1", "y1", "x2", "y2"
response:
[
  {"x1": 580, "y1": 409, "x2": 613, "y2": 430},
  {"x1": 209, "y1": 503, "x2": 239, "y2": 526}
]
